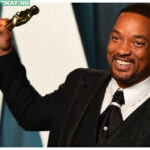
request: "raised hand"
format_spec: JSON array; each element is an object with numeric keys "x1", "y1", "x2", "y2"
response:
[{"x1": 0, "y1": 19, "x2": 13, "y2": 56}]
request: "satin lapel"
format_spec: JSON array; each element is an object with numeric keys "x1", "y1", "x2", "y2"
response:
[
  {"x1": 103, "y1": 98, "x2": 150, "y2": 147},
  {"x1": 58, "y1": 71, "x2": 111, "y2": 146}
]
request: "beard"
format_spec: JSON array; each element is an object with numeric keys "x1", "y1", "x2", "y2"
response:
[
  {"x1": 110, "y1": 67, "x2": 138, "y2": 87},
  {"x1": 110, "y1": 65, "x2": 150, "y2": 88}
]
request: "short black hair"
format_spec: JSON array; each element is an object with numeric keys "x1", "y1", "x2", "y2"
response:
[{"x1": 118, "y1": 3, "x2": 150, "y2": 18}]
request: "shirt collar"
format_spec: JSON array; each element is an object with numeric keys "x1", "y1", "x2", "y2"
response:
[{"x1": 110, "y1": 76, "x2": 150, "y2": 107}]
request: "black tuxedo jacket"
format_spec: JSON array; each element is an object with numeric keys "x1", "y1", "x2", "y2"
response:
[{"x1": 0, "y1": 50, "x2": 150, "y2": 147}]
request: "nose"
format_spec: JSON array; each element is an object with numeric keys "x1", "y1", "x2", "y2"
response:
[{"x1": 117, "y1": 40, "x2": 132, "y2": 56}]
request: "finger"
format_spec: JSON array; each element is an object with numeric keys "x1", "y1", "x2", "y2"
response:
[
  {"x1": 0, "y1": 26, "x2": 12, "y2": 48},
  {"x1": 0, "y1": 30, "x2": 12, "y2": 51},
  {"x1": 0, "y1": 18, "x2": 9, "y2": 27},
  {"x1": 0, "y1": 19, "x2": 12, "y2": 33},
  {"x1": 0, "y1": 26, "x2": 12, "y2": 37}
]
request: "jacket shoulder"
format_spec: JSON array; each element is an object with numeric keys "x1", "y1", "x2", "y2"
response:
[{"x1": 66, "y1": 68, "x2": 110, "y2": 82}]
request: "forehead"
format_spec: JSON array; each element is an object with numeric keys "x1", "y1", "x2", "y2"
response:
[{"x1": 113, "y1": 12, "x2": 150, "y2": 36}]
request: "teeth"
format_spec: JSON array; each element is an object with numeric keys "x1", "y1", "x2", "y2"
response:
[{"x1": 116, "y1": 60, "x2": 132, "y2": 66}]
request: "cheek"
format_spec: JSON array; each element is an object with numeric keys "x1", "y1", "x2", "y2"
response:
[
  {"x1": 107, "y1": 40, "x2": 118, "y2": 54},
  {"x1": 107, "y1": 42, "x2": 115, "y2": 63},
  {"x1": 134, "y1": 50, "x2": 150, "y2": 71}
]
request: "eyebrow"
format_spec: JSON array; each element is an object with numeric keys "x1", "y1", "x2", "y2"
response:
[
  {"x1": 111, "y1": 29, "x2": 147, "y2": 41},
  {"x1": 111, "y1": 29, "x2": 120, "y2": 35},
  {"x1": 133, "y1": 35, "x2": 147, "y2": 40}
]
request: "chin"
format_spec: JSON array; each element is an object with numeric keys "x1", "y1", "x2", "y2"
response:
[
  {"x1": 114, "y1": 75, "x2": 132, "y2": 83},
  {"x1": 111, "y1": 69, "x2": 135, "y2": 85}
]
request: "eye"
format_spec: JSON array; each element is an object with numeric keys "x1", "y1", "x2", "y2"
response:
[
  {"x1": 111, "y1": 35, "x2": 119, "y2": 42},
  {"x1": 134, "y1": 41, "x2": 146, "y2": 48}
]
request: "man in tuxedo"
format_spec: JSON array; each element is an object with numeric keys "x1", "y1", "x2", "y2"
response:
[{"x1": 0, "y1": 3, "x2": 150, "y2": 147}]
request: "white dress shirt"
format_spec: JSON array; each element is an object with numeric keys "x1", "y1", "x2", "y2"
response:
[{"x1": 101, "y1": 76, "x2": 150, "y2": 120}]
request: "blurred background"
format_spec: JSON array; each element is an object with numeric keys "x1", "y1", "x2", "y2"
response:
[{"x1": 0, "y1": 2, "x2": 129, "y2": 147}]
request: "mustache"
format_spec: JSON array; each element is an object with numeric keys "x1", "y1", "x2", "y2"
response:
[{"x1": 112, "y1": 55, "x2": 134, "y2": 63}]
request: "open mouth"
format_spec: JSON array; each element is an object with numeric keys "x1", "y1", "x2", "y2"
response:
[
  {"x1": 113, "y1": 58, "x2": 134, "y2": 71},
  {"x1": 116, "y1": 59, "x2": 132, "y2": 66}
]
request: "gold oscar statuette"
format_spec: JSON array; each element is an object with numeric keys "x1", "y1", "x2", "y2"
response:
[{"x1": 7, "y1": 5, "x2": 39, "y2": 30}]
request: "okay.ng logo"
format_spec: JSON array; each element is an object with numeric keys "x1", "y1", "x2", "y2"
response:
[{"x1": 0, "y1": 0, "x2": 30, "y2": 6}]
